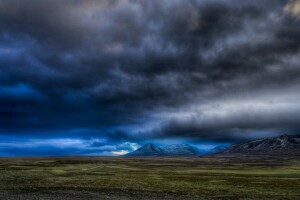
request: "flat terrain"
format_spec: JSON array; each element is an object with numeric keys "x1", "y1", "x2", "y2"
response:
[{"x1": 0, "y1": 155, "x2": 299, "y2": 199}]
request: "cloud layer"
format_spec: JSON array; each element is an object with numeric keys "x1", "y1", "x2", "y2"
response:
[{"x1": 1, "y1": 0, "x2": 300, "y2": 154}]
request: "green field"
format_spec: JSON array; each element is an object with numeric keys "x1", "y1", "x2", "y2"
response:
[{"x1": 0, "y1": 155, "x2": 299, "y2": 199}]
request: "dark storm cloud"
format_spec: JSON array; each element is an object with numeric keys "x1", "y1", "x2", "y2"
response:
[{"x1": 1, "y1": 0, "x2": 300, "y2": 148}]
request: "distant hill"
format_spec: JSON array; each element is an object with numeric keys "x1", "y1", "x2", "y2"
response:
[
  {"x1": 163, "y1": 144, "x2": 199, "y2": 156},
  {"x1": 125, "y1": 135, "x2": 300, "y2": 157},
  {"x1": 125, "y1": 143, "x2": 165, "y2": 156},
  {"x1": 125, "y1": 143, "x2": 200, "y2": 156},
  {"x1": 207, "y1": 145, "x2": 229, "y2": 154},
  {"x1": 221, "y1": 134, "x2": 300, "y2": 155}
]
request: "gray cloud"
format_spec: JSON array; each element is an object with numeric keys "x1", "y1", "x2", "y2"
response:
[{"x1": 0, "y1": 0, "x2": 300, "y2": 144}]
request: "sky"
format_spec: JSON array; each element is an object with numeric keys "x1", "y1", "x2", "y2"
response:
[{"x1": 1, "y1": 0, "x2": 300, "y2": 156}]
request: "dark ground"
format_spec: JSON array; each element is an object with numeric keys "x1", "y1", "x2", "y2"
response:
[{"x1": 0, "y1": 155, "x2": 299, "y2": 199}]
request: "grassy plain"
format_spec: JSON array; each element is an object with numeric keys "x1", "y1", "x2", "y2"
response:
[{"x1": 0, "y1": 155, "x2": 299, "y2": 199}]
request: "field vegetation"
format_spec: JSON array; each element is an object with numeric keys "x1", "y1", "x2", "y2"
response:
[{"x1": 0, "y1": 155, "x2": 299, "y2": 199}]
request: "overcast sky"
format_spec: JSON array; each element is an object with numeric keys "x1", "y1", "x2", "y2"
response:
[{"x1": 1, "y1": 0, "x2": 300, "y2": 156}]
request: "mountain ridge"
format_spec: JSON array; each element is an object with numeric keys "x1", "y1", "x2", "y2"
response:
[
  {"x1": 125, "y1": 143, "x2": 165, "y2": 156},
  {"x1": 208, "y1": 145, "x2": 229, "y2": 154},
  {"x1": 125, "y1": 134, "x2": 300, "y2": 157},
  {"x1": 220, "y1": 134, "x2": 300, "y2": 155},
  {"x1": 125, "y1": 143, "x2": 200, "y2": 157},
  {"x1": 163, "y1": 144, "x2": 199, "y2": 156}
]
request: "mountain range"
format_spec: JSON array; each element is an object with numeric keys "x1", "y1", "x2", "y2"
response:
[
  {"x1": 125, "y1": 143, "x2": 165, "y2": 156},
  {"x1": 207, "y1": 145, "x2": 229, "y2": 154},
  {"x1": 125, "y1": 143, "x2": 200, "y2": 156},
  {"x1": 125, "y1": 135, "x2": 300, "y2": 156},
  {"x1": 220, "y1": 134, "x2": 300, "y2": 155}
]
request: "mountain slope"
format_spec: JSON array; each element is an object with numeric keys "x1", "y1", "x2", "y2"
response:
[
  {"x1": 222, "y1": 134, "x2": 300, "y2": 155},
  {"x1": 125, "y1": 143, "x2": 201, "y2": 156},
  {"x1": 163, "y1": 144, "x2": 199, "y2": 156},
  {"x1": 125, "y1": 143, "x2": 165, "y2": 156},
  {"x1": 207, "y1": 145, "x2": 229, "y2": 154}
]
